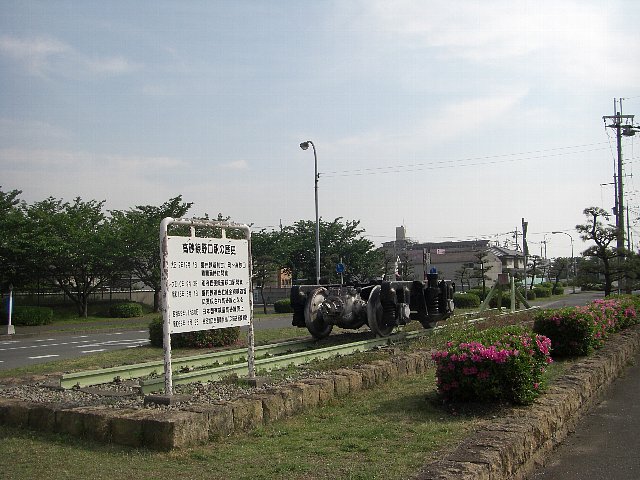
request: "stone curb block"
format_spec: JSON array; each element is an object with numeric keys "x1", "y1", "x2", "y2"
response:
[
  {"x1": 412, "y1": 325, "x2": 640, "y2": 480},
  {"x1": 0, "y1": 349, "x2": 426, "y2": 449},
  {"x1": 8, "y1": 326, "x2": 636, "y2": 458}
]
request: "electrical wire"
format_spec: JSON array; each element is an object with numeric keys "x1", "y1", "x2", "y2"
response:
[{"x1": 321, "y1": 142, "x2": 610, "y2": 178}]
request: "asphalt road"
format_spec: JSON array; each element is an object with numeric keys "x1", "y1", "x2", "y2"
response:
[
  {"x1": 0, "y1": 329, "x2": 150, "y2": 370},
  {"x1": 0, "y1": 291, "x2": 604, "y2": 372}
]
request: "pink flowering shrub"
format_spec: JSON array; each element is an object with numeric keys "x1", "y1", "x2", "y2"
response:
[
  {"x1": 533, "y1": 296, "x2": 640, "y2": 357},
  {"x1": 432, "y1": 326, "x2": 552, "y2": 405}
]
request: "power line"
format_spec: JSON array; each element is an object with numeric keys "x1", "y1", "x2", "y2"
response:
[{"x1": 321, "y1": 142, "x2": 610, "y2": 178}]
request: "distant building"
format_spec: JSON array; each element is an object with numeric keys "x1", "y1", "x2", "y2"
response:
[{"x1": 380, "y1": 227, "x2": 524, "y2": 289}]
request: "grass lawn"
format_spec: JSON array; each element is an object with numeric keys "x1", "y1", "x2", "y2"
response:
[
  {"x1": 0, "y1": 305, "x2": 571, "y2": 479},
  {"x1": 0, "y1": 372, "x2": 482, "y2": 480}
]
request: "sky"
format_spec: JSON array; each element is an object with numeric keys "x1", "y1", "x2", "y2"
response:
[{"x1": 1, "y1": 0, "x2": 640, "y2": 261}]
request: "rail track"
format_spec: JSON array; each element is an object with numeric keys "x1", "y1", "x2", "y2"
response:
[{"x1": 59, "y1": 312, "x2": 508, "y2": 394}]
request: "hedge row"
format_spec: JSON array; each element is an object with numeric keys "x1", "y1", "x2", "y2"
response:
[
  {"x1": 109, "y1": 302, "x2": 143, "y2": 318},
  {"x1": 148, "y1": 317, "x2": 240, "y2": 349},
  {"x1": 533, "y1": 295, "x2": 640, "y2": 357},
  {"x1": 2, "y1": 306, "x2": 54, "y2": 326}
]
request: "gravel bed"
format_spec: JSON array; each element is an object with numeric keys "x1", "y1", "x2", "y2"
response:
[{"x1": 0, "y1": 367, "x2": 328, "y2": 411}]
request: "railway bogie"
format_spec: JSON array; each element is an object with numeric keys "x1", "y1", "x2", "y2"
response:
[{"x1": 290, "y1": 272, "x2": 455, "y2": 339}]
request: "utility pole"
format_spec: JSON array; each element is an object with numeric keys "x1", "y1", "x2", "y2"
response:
[{"x1": 603, "y1": 99, "x2": 635, "y2": 253}]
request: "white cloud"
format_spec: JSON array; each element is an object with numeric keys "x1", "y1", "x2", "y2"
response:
[
  {"x1": 327, "y1": 90, "x2": 527, "y2": 161},
  {"x1": 220, "y1": 160, "x2": 249, "y2": 170},
  {"x1": 0, "y1": 34, "x2": 139, "y2": 77},
  {"x1": 0, "y1": 118, "x2": 70, "y2": 142},
  {"x1": 357, "y1": 0, "x2": 640, "y2": 89},
  {"x1": 0, "y1": 35, "x2": 69, "y2": 75},
  {"x1": 85, "y1": 56, "x2": 139, "y2": 74},
  {"x1": 0, "y1": 148, "x2": 188, "y2": 209}
]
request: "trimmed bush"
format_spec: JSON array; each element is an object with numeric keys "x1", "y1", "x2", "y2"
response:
[
  {"x1": 533, "y1": 307, "x2": 596, "y2": 356},
  {"x1": 525, "y1": 289, "x2": 537, "y2": 301},
  {"x1": 148, "y1": 316, "x2": 240, "y2": 349},
  {"x1": 109, "y1": 302, "x2": 143, "y2": 318},
  {"x1": 149, "y1": 316, "x2": 164, "y2": 346},
  {"x1": 453, "y1": 292, "x2": 481, "y2": 308},
  {"x1": 469, "y1": 288, "x2": 488, "y2": 301},
  {"x1": 274, "y1": 298, "x2": 293, "y2": 313},
  {"x1": 533, "y1": 285, "x2": 552, "y2": 298},
  {"x1": 533, "y1": 296, "x2": 640, "y2": 357},
  {"x1": 4, "y1": 306, "x2": 54, "y2": 326},
  {"x1": 552, "y1": 285, "x2": 565, "y2": 295},
  {"x1": 432, "y1": 325, "x2": 552, "y2": 405}
]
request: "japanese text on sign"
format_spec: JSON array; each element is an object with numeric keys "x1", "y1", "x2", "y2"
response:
[{"x1": 165, "y1": 236, "x2": 251, "y2": 333}]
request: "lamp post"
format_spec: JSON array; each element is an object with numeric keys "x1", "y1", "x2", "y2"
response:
[
  {"x1": 552, "y1": 231, "x2": 575, "y2": 293},
  {"x1": 300, "y1": 140, "x2": 321, "y2": 284}
]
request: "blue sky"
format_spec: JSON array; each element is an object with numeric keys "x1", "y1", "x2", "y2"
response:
[{"x1": 1, "y1": 0, "x2": 640, "y2": 259}]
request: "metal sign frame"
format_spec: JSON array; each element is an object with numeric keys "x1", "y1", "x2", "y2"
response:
[{"x1": 160, "y1": 217, "x2": 255, "y2": 395}]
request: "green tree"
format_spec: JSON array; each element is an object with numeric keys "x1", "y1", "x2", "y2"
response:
[
  {"x1": 455, "y1": 263, "x2": 473, "y2": 291},
  {"x1": 281, "y1": 218, "x2": 382, "y2": 284},
  {"x1": 23, "y1": 197, "x2": 118, "y2": 317},
  {"x1": 110, "y1": 196, "x2": 193, "y2": 312},
  {"x1": 0, "y1": 188, "x2": 28, "y2": 292},
  {"x1": 549, "y1": 257, "x2": 569, "y2": 291},
  {"x1": 575, "y1": 206, "x2": 621, "y2": 296},
  {"x1": 251, "y1": 229, "x2": 286, "y2": 313},
  {"x1": 526, "y1": 255, "x2": 544, "y2": 290},
  {"x1": 471, "y1": 250, "x2": 493, "y2": 295}
]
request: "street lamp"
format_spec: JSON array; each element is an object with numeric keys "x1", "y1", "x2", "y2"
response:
[
  {"x1": 552, "y1": 231, "x2": 576, "y2": 293},
  {"x1": 300, "y1": 140, "x2": 321, "y2": 284}
]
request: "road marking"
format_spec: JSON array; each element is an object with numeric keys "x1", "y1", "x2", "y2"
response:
[
  {"x1": 81, "y1": 349, "x2": 106, "y2": 354},
  {"x1": 35, "y1": 339, "x2": 56, "y2": 342},
  {"x1": 0, "y1": 341, "x2": 20, "y2": 345},
  {"x1": 0, "y1": 339, "x2": 93, "y2": 352},
  {"x1": 28, "y1": 354, "x2": 60, "y2": 360}
]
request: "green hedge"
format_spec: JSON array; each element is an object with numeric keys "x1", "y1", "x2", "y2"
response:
[
  {"x1": 274, "y1": 298, "x2": 293, "y2": 313},
  {"x1": 533, "y1": 286, "x2": 552, "y2": 298},
  {"x1": 552, "y1": 285, "x2": 565, "y2": 295},
  {"x1": 148, "y1": 317, "x2": 240, "y2": 349},
  {"x1": 453, "y1": 292, "x2": 481, "y2": 308},
  {"x1": 109, "y1": 302, "x2": 143, "y2": 318},
  {"x1": 533, "y1": 296, "x2": 640, "y2": 357},
  {"x1": 5, "y1": 306, "x2": 54, "y2": 326}
]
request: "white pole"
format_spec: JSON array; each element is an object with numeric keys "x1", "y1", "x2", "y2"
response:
[
  {"x1": 244, "y1": 225, "x2": 256, "y2": 379},
  {"x1": 8, "y1": 285, "x2": 13, "y2": 328},
  {"x1": 160, "y1": 217, "x2": 174, "y2": 396}
]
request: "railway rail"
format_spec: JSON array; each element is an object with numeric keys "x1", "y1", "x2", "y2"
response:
[{"x1": 59, "y1": 312, "x2": 507, "y2": 395}]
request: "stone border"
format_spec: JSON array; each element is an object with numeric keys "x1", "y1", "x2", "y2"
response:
[
  {"x1": 1, "y1": 324, "x2": 639, "y2": 473},
  {"x1": 0, "y1": 351, "x2": 431, "y2": 451},
  {"x1": 413, "y1": 325, "x2": 640, "y2": 479}
]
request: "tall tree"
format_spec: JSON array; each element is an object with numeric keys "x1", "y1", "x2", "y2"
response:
[
  {"x1": 110, "y1": 196, "x2": 193, "y2": 312},
  {"x1": 24, "y1": 197, "x2": 117, "y2": 317},
  {"x1": 251, "y1": 229, "x2": 285, "y2": 313},
  {"x1": 454, "y1": 263, "x2": 472, "y2": 291},
  {"x1": 575, "y1": 207, "x2": 621, "y2": 296},
  {"x1": 471, "y1": 250, "x2": 493, "y2": 295},
  {"x1": 0, "y1": 188, "x2": 28, "y2": 292},
  {"x1": 548, "y1": 257, "x2": 569, "y2": 292},
  {"x1": 281, "y1": 218, "x2": 382, "y2": 284}
]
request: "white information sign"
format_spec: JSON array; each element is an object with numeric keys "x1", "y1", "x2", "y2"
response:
[{"x1": 165, "y1": 235, "x2": 251, "y2": 333}]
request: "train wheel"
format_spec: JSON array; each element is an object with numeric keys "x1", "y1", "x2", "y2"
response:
[
  {"x1": 304, "y1": 287, "x2": 333, "y2": 339},
  {"x1": 367, "y1": 285, "x2": 395, "y2": 337}
]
